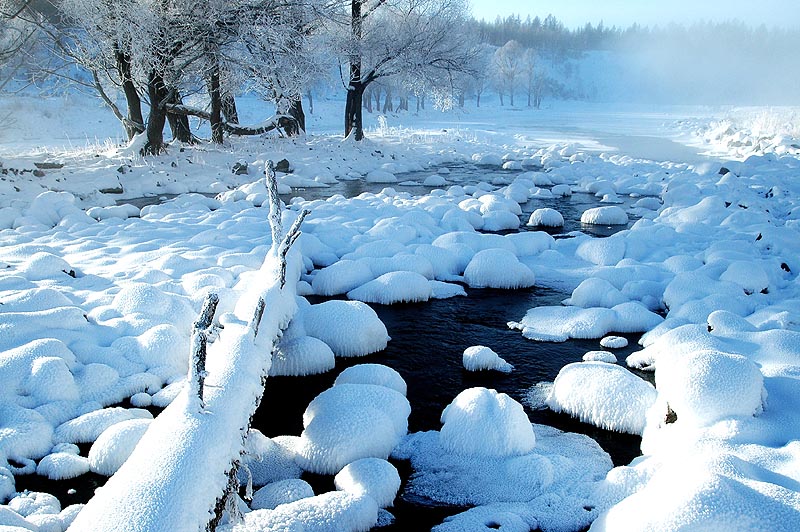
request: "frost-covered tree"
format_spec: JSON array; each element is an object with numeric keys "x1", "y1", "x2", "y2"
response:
[
  {"x1": 493, "y1": 39, "x2": 524, "y2": 106},
  {"x1": 341, "y1": 0, "x2": 476, "y2": 140}
]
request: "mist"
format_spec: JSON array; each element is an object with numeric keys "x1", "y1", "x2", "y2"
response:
[{"x1": 605, "y1": 22, "x2": 800, "y2": 105}]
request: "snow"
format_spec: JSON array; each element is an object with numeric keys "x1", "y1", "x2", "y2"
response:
[
  {"x1": 463, "y1": 249, "x2": 535, "y2": 289},
  {"x1": 346, "y1": 271, "x2": 432, "y2": 304},
  {"x1": 547, "y1": 362, "x2": 657, "y2": 435},
  {"x1": 462, "y1": 345, "x2": 514, "y2": 373},
  {"x1": 440, "y1": 388, "x2": 535, "y2": 457},
  {"x1": 269, "y1": 336, "x2": 335, "y2": 377},
  {"x1": 527, "y1": 208, "x2": 564, "y2": 227},
  {"x1": 296, "y1": 382, "x2": 410, "y2": 474},
  {"x1": 1, "y1": 92, "x2": 800, "y2": 531},
  {"x1": 333, "y1": 364, "x2": 407, "y2": 396},
  {"x1": 301, "y1": 300, "x2": 390, "y2": 357},
  {"x1": 582, "y1": 350, "x2": 618, "y2": 363},
  {"x1": 250, "y1": 479, "x2": 314, "y2": 511},
  {"x1": 600, "y1": 336, "x2": 629, "y2": 349},
  {"x1": 580, "y1": 206, "x2": 629, "y2": 225},
  {"x1": 87, "y1": 418, "x2": 152, "y2": 475},
  {"x1": 334, "y1": 458, "x2": 401, "y2": 509}
]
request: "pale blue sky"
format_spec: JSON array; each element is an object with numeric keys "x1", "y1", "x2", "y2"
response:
[{"x1": 469, "y1": 0, "x2": 800, "y2": 29}]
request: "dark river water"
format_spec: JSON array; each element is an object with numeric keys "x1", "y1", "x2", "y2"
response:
[{"x1": 51, "y1": 165, "x2": 650, "y2": 530}]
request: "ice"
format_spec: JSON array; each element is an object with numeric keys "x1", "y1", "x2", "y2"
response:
[
  {"x1": 655, "y1": 349, "x2": 765, "y2": 427},
  {"x1": 462, "y1": 346, "x2": 514, "y2": 373},
  {"x1": 297, "y1": 383, "x2": 410, "y2": 474},
  {"x1": 527, "y1": 208, "x2": 564, "y2": 227},
  {"x1": 464, "y1": 249, "x2": 535, "y2": 289},
  {"x1": 580, "y1": 206, "x2": 629, "y2": 225},
  {"x1": 87, "y1": 418, "x2": 152, "y2": 476},
  {"x1": 334, "y1": 458, "x2": 401, "y2": 509},
  {"x1": 250, "y1": 479, "x2": 314, "y2": 511},
  {"x1": 347, "y1": 271, "x2": 432, "y2": 304},
  {"x1": 440, "y1": 388, "x2": 535, "y2": 457},
  {"x1": 311, "y1": 260, "x2": 375, "y2": 296},
  {"x1": 269, "y1": 336, "x2": 335, "y2": 377},
  {"x1": 302, "y1": 300, "x2": 390, "y2": 357},
  {"x1": 334, "y1": 364, "x2": 407, "y2": 396},
  {"x1": 547, "y1": 362, "x2": 657, "y2": 435}
]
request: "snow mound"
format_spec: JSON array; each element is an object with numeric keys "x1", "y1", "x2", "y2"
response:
[
  {"x1": 22, "y1": 251, "x2": 73, "y2": 281},
  {"x1": 581, "y1": 206, "x2": 628, "y2": 225},
  {"x1": 600, "y1": 336, "x2": 629, "y2": 349},
  {"x1": 225, "y1": 491, "x2": 378, "y2": 532},
  {"x1": 462, "y1": 346, "x2": 513, "y2": 373},
  {"x1": 464, "y1": 249, "x2": 535, "y2": 289},
  {"x1": 582, "y1": 350, "x2": 618, "y2": 363},
  {"x1": 347, "y1": 271, "x2": 432, "y2": 304},
  {"x1": 334, "y1": 364, "x2": 407, "y2": 396},
  {"x1": 297, "y1": 383, "x2": 410, "y2": 474},
  {"x1": 241, "y1": 432, "x2": 302, "y2": 488},
  {"x1": 250, "y1": 479, "x2": 314, "y2": 511},
  {"x1": 303, "y1": 300, "x2": 390, "y2": 357},
  {"x1": 656, "y1": 349, "x2": 765, "y2": 427},
  {"x1": 566, "y1": 278, "x2": 628, "y2": 308},
  {"x1": 366, "y1": 170, "x2": 397, "y2": 183},
  {"x1": 547, "y1": 362, "x2": 656, "y2": 434},
  {"x1": 87, "y1": 418, "x2": 152, "y2": 476},
  {"x1": 36, "y1": 451, "x2": 90, "y2": 480},
  {"x1": 527, "y1": 208, "x2": 564, "y2": 227},
  {"x1": 423, "y1": 174, "x2": 448, "y2": 187},
  {"x1": 54, "y1": 407, "x2": 153, "y2": 444},
  {"x1": 334, "y1": 458, "x2": 401, "y2": 509},
  {"x1": 311, "y1": 260, "x2": 375, "y2": 296},
  {"x1": 509, "y1": 303, "x2": 663, "y2": 342},
  {"x1": 441, "y1": 388, "x2": 535, "y2": 457},
  {"x1": 269, "y1": 336, "x2": 335, "y2": 377}
]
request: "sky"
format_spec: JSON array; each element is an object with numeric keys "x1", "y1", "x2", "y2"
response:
[{"x1": 469, "y1": 0, "x2": 800, "y2": 30}]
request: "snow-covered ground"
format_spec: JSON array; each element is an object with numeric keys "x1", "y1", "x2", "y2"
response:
[{"x1": 1, "y1": 92, "x2": 799, "y2": 531}]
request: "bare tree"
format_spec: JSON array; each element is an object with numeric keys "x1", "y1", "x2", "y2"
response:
[
  {"x1": 494, "y1": 39, "x2": 524, "y2": 106},
  {"x1": 342, "y1": 0, "x2": 476, "y2": 140}
]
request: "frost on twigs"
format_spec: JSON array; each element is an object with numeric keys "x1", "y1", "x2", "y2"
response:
[
  {"x1": 189, "y1": 292, "x2": 219, "y2": 410},
  {"x1": 265, "y1": 159, "x2": 309, "y2": 288}
]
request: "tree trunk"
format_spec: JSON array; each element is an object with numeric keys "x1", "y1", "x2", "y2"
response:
[
  {"x1": 421, "y1": 94, "x2": 425, "y2": 110},
  {"x1": 374, "y1": 88, "x2": 381, "y2": 110},
  {"x1": 399, "y1": 96, "x2": 408, "y2": 111},
  {"x1": 114, "y1": 47, "x2": 144, "y2": 141},
  {"x1": 344, "y1": 82, "x2": 365, "y2": 140},
  {"x1": 499, "y1": 91, "x2": 504, "y2": 106},
  {"x1": 458, "y1": 93, "x2": 464, "y2": 108},
  {"x1": 221, "y1": 92, "x2": 238, "y2": 124},
  {"x1": 282, "y1": 99, "x2": 305, "y2": 136},
  {"x1": 345, "y1": 0, "x2": 365, "y2": 140},
  {"x1": 142, "y1": 70, "x2": 168, "y2": 156},
  {"x1": 166, "y1": 90, "x2": 194, "y2": 144},
  {"x1": 365, "y1": 88, "x2": 372, "y2": 113},
  {"x1": 305, "y1": 89, "x2": 313, "y2": 115},
  {"x1": 382, "y1": 88, "x2": 393, "y2": 112},
  {"x1": 208, "y1": 64, "x2": 224, "y2": 144},
  {"x1": 476, "y1": 90, "x2": 482, "y2": 107}
]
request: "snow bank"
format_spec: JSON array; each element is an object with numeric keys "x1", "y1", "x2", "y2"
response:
[
  {"x1": 462, "y1": 346, "x2": 513, "y2": 373},
  {"x1": 547, "y1": 362, "x2": 657, "y2": 435}
]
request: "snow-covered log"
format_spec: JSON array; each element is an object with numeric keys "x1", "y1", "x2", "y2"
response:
[{"x1": 67, "y1": 163, "x2": 306, "y2": 532}]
